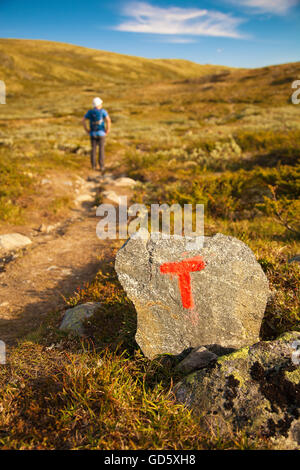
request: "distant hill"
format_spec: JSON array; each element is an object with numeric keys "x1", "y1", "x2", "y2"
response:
[
  {"x1": 0, "y1": 39, "x2": 229, "y2": 94},
  {"x1": 0, "y1": 38, "x2": 299, "y2": 119}
]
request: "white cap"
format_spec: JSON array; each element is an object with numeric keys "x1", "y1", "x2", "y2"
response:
[{"x1": 93, "y1": 97, "x2": 103, "y2": 107}]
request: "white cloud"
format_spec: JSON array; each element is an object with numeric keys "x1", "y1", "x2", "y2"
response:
[
  {"x1": 227, "y1": 0, "x2": 299, "y2": 14},
  {"x1": 163, "y1": 37, "x2": 197, "y2": 44},
  {"x1": 115, "y1": 2, "x2": 245, "y2": 39}
]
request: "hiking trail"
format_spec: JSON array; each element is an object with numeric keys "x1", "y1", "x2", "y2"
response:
[{"x1": 0, "y1": 170, "x2": 136, "y2": 345}]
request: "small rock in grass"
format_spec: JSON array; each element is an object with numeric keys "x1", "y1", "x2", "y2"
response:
[
  {"x1": 175, "y1": 346, "x2": 218, "y2": 374},
  {"x1": 102, "y1": 190, "x2": 121, "y2": 204},
  {"x1": 38, "y1": 224, "x2": 57, "y2": 234},
  {"x1": 59, "y1": 302, "x2": 102, "y2": 336},
  {"x1": 113, "y1": 177, "x2": 138, "y2": 187},
  {"x1": 41, "y1": 178, "x2": 51, "y2": 185},
  {"x1": 75, "y1": 193, "x2": 94, "y2": 203}
]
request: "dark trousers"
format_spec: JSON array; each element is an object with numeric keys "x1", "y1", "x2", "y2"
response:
[{"x1": 90, "y1": 136, "x2": 105, "y2": 170}]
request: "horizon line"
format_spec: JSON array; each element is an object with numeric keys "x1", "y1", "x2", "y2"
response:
[{"x1": 0, "y1": 36, "x2": 299, "y2": 70}]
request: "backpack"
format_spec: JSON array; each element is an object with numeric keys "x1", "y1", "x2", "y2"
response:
[{"x1": 90, "y1": 109, "x2": 104, "y2": 132}]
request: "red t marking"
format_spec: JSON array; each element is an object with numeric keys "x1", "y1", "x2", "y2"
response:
[{"x1": 160, "y1": 256, "x2": 206, "y2": 309}]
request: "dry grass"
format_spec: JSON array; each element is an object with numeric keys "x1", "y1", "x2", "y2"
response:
[{"x1": 1, "y1": 342, "x2": 267, "y2": 450}]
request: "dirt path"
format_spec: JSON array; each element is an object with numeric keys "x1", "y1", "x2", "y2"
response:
[{"x1": 0, "y1": 172, "x2": 135, "y2": 345}]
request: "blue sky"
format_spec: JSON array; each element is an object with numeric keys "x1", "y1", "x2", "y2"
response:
[{"x1": 0, "y1": 0, "x2": 299, "y2": 67}]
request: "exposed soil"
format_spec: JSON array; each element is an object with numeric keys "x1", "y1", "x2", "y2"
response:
[{"x1": 0, "y1": 167, "x2": 134, "y2": 346}]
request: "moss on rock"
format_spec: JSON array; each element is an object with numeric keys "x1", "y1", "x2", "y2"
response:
[{"x1": 176, "y1": 331, "x2": 300, "y2": 449}]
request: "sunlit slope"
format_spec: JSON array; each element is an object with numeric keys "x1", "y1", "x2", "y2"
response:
[
  {"x1": 0, "y1": 38, "x2": 299, "y2": 119},
  {"x1": 0, "y1": 39, "x2": 229, "y2": 93},
  {"x1": 175, "y1": 62, "x2": 300, "y2": 106}
]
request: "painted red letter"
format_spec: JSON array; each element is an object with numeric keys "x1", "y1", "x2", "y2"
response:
[{"x1": 160, "y1": 256, "x2": 206, "y2": 309}]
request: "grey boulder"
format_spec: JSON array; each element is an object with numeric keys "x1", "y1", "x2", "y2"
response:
[{"x1": 115, "y1": 232, "x2": 270, "y2": 359}]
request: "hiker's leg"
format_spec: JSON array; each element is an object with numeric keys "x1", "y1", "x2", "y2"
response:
[
  {"x1": 98, "y1": 136, "x2": 106, "y2": 170},
  {"x1": 90, "y1": 137, "x2": 97, "y2": 169}
]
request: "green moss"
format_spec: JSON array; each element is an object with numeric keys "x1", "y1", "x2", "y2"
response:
[
  {"x1": 278, "y1": 331, "x2": 300, "y2": 343},
  {"x1": 183, "y1": 370, "x2": 202, "y2": 386},
  {"x1": 217, "y1": 346, "x2": 250, "y2": 364}
]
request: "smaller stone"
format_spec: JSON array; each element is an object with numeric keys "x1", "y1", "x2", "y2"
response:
[
  {"x1": 0, "y1": 340, "x2": 5, "y2": 365},
  {"x1": 23, "y1": 171, "x2": 33, "y2": 178},
  {"x1": 75, "y1": 193, "x2": 94, "y2": 203},
  {"x1": 38, "y1": 224, "x2": 46, "y2": 233},
  {"x1": 176, "y1": 346, "x2": 218, "y2": 375},
  {"x1": 291, "y1": 340, "x2": 300, "y2": 365},
  {"x1": 101, "y1": 174, "x2": 114, "y2": 184},
  {"x1": 113, "y1": 177, "x2": 138, "y2": 187},
  {"x1": 59, "y1": 302, "x2": 101, "y2": 336},
  {"x1": 38, "y1": 224, "x2": 57, "y2": 234},
  {"x1": 75, "y1": 176, "x2": 86, "y2": 184},
  {"x1": 102, "y1": 190, "x2": 121, "y2": 204},
  {"x1": 61, "y1": 268, "x2": 72, "y2": 276},
  {"x1": 0, "y1": 233, "x2": 32, "y2": 252}
]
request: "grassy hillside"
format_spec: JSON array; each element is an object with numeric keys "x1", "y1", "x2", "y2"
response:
[
  {"x1": 0, "y1": 38, "x2": 229, "y2": 87},
  {"x1": 0, "y1": 39, "x2": 299, "y2": 450},
  {"x1": 1, "y1": 39, "x2": 299, "y2": 120},
  {"x1": 0, "y1": 39, "x2": 229, "y2": 119}
]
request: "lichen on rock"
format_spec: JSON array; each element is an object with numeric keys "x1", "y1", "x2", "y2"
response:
[{"x1": 175, "y1": 331, "x2": 300, "y2": 449}]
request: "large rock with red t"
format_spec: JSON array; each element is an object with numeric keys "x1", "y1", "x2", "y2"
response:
[{"x1": 115, "y1": 232, "x2": 270, "y2": 359}]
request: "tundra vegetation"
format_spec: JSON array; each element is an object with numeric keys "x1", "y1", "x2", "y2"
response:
[{"x1": 0, "y1": 39, "x2": 299, "y2": 449}]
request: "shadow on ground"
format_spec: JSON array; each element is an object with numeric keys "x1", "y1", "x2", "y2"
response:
[{"x1": 0, "y1": 259, "x2": 101, "y2": 346}]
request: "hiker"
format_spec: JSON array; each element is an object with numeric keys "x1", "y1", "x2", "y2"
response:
[{"x1": 82, "y1": 97, "x2": 111, "y2": 171}]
